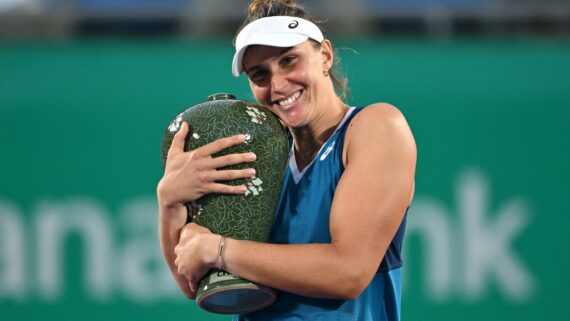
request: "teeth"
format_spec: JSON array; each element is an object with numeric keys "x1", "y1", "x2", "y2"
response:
[{"x1": 278, "y1": 91, "x2": 301, "y2": 107}]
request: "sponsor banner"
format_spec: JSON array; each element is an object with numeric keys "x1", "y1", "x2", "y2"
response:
[{"x1": 0, "y1": 39, "x2": 568, "y2": 321}]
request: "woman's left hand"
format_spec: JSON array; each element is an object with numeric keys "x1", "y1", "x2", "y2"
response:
[{"x1": 174, "y1": 223, "x2": 220, "y2": 298}]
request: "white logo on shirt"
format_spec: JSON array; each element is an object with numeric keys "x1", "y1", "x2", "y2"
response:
[{"x1": 320, "y1": 142, "x2": 335, "y2": 161}]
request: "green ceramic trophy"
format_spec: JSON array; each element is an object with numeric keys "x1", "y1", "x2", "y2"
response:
[{"x1": 161, "y1": 94, "x2": 289, "y2": 314}]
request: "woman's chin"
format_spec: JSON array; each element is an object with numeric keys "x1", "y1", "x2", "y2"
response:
[{"x1": 280, "y1": 114, "x2": 308, "y2": 128}]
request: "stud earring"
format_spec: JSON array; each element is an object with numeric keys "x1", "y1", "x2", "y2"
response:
[{"x1": 323, "y1": 69, "x2": 329, "y2": 77}]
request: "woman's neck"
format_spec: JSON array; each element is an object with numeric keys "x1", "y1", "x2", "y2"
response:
[{"x1": 290, "y1": 97, "x2": 349, "y2": 170}]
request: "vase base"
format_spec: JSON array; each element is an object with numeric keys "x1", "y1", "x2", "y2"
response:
[{"x1": 197, "y1": 282, "x2": 277, "y2": 315}]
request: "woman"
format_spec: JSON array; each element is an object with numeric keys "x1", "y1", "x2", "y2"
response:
[{"x1": 157, "y1": 0, "x2": 417, "y2": 320}]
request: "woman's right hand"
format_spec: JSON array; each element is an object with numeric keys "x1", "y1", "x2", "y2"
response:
[{"x1": 157, "y1": 122, "x2": 257, "y2": 209}]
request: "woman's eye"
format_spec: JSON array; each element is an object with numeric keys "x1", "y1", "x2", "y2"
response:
[
  {"x1": 249, "y1": 70, "x2": 267, "y2": 81},
  {"x1": 280, "y1": 56, "x2": 296, "y2": 67}
]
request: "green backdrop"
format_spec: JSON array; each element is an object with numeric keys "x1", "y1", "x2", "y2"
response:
[{"x1": 0, "y1": 37, "x2": 569, "y2": 321}]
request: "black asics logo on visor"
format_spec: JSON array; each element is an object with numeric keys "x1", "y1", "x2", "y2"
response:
[{"x1": 288, "y1": 20, "x2": 299, "y2": 29}]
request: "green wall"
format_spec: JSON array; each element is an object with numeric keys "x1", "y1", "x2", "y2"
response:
[{"x1": 0, "y1": 37, "x2": 568, "y2": 321}]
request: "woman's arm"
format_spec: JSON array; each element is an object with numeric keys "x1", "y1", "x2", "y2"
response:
[
  {"x1": 180, "y1": 103, "x2": 417, "y2": 299},
  {"x1": 158, "y1": 203, "x2": 194, "y2": 298}
]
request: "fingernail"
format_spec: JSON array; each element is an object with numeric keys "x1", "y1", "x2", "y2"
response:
[
  {"x1": 248, "y1": 168, "x2": 256, "y2": 176},
  {"x1": 250, "y1": 153, "x2": 257, "y2": 161}
]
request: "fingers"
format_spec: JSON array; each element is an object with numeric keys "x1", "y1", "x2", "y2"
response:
[
  {"x1": 194, "y1": 134, "x2": 247, "y2": 158},
  {"x1": 210, "y1": 168, "x2": 256, "y2": 182},
  {"x1": 195, "y1": 166, "x2": 255, "y2": 190},
  {"x1": 207, "y1": 182, "x2": 249, "y2": 195},
  {"x1": 172, "y1": 130, "x2": 253, "y2": 166},
  {"x1": 206, "y1": 152, "x2": 257, "y2": 170},
  {"x1": 168, "y1": 122, "x2": 189, "y2": 157}
]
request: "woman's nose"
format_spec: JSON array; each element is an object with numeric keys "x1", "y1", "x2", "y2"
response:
[{"x1": 270, "y1": 73, "x2": 288, "y2": 94}]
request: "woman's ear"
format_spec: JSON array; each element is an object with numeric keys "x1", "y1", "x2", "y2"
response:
[{"x1": 320, "y1": 39, "x2": 334, "y2": 71}]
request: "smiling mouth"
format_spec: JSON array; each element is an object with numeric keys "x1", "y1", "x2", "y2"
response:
[{"x1": 276, "y1": 90, "x2": 302, "y2": 108}]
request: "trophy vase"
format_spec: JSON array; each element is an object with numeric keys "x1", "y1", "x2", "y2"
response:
[{"x1": 161, "y1": 93, "x2": 289, "y2": 314}]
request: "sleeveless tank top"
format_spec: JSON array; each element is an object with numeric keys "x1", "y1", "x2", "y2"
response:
[{"x1": 235, "y1": 106, "x2": 407, "y2": 321}]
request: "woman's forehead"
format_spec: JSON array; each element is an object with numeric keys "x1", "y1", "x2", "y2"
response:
[
  {"x1": 243, "y1": 46, "x2": 293, "y2": 70},
  {"x1": 242, "y1": 41, "x2": 314, "y2": 69}
]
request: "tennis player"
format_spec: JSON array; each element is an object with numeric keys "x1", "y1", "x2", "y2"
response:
[{"x1": 157, "y1": 1, "x2": 417, "y2": 320}]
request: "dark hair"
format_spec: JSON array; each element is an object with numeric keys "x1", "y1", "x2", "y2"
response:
[{"x1": 236, "y1": 0, "x2": 349, "y2": 100}]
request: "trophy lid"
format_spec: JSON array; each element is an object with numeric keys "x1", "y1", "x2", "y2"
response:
[{"x1": 208, "y1": 93, "x2": 236, "y2": 101}]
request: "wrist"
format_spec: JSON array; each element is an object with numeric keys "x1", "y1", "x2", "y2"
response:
[
  {"x1": 202, "y1": 234, "x2": 224, "y2": 269},
  {"x1": 156, "y1": 177, "x2": 180, "y2": 209}
]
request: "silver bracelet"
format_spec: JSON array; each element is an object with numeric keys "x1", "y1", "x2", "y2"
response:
[{"x1": 217, "y1": 236, "x2": 226, "y2": 271}]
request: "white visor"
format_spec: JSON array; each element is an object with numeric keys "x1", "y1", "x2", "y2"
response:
[{"x1": 232, "y1": 16, "x2": 324, "y2": 77}]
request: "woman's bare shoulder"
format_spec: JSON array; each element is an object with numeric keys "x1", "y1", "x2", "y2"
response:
[{"x1": 343, "y1": 102, "x2": 415, "y2": 164}]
